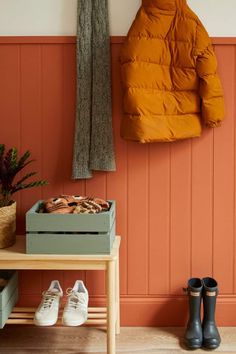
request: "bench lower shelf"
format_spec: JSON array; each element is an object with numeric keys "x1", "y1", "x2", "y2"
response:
[{"x1": 7, "y1": 307, "x2": 107, "y2": 326}]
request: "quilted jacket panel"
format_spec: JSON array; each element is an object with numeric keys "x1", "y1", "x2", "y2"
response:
[{"x1": 120, "y1": 0, "x2": 225, "y2": 143}]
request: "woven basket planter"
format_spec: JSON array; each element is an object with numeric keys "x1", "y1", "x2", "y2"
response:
[{"x1": 0, "y1": 202, "x2": 16, "y2": 249}]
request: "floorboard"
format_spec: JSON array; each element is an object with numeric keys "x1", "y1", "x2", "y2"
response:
[{"x1": 0, "y1": 326, "x2": 235, "y2": 353}]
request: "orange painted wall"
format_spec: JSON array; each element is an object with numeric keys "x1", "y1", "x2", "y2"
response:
[{"x1": 0, "y1": 37, "x2": 236, "y2": 326}]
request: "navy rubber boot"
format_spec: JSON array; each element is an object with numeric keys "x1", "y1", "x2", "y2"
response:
[
  {"x1": 202, "y1": 277, "x2": 221, "y2": 349},
  {"x1": 184, "y1": 278, "x2": 203, "y2": 349}
]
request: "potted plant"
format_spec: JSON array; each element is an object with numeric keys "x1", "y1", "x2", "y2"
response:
[{"x1": 0, "y1": 144, "x2": 48, "y2": 248}]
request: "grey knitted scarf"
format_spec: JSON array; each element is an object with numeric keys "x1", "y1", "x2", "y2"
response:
[{"x1": 72, "y1": 0, "x2": 116, "y2": 179}]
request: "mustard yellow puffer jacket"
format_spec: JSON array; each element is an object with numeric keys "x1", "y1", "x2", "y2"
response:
[{"x1": 120, "y1": 0, "x2": 225, "y2": 143}]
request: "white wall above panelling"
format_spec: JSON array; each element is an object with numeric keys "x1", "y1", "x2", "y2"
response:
[
  {"x1": 188, "y1": 0, "x2": 236, "y2": 37},
  {"x1": 0, "y1": 0, "x2": 78, "y2": 36},
  {"x1": 0, "y1": 0, "x2": 235, "y2": 36},
  {"x1": 109, "y1": 0, "x2": 141, "y2": 36}
]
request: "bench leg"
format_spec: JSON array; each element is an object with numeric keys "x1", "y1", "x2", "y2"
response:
[
  {"x1": 106, "y1": 260, "x2": 116, "y2": 354},
  {"x1": 115, "y1": 253, "x2": 120, "y2": 335}
]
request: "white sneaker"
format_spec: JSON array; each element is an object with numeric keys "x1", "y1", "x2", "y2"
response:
[
  {"x1": 62, "y1": 280, "x2": 89, "y2": 326},
  {"x1": 34, "y1": 280, "x2": 63, "y2": 326}
]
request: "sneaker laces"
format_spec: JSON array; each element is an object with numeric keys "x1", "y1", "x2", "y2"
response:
[
  {"x1": 65, "y1": 288, "x2": 87, "y2": 310},
  {"x1": 39, "y1": 291, "x2": 60, "y2": 312}
]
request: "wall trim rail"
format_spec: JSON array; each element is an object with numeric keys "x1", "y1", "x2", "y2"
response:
[{"x1": 0, "y1": 36, "x2": 235, "y2": 44}]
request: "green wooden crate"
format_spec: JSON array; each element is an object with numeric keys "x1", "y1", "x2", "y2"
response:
[
  {"x1": 26, "y1": 200, "x2": 116, "y2": 255},
  {"x1": 0, "y1": 271, "x2": 18, "y2": 329}
]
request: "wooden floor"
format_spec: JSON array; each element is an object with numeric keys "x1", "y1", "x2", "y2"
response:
[{"x1": 0, "y1": 326, "x2": 235, "y2": 353}]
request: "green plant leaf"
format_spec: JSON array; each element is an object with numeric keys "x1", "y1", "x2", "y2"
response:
[
  {"x1": 3, "y1": 147, "x2": 18, "y2": 177},
  {"x1": 17, "y1": 150, "x2": 30, "y2": 169},
  {"x1": 15, "y1": 172, "x2": 37, "y2": 186},
  {"x1": 11, "y1": 172, "x2": 38, "y2": 193},
  {"x1": 11, "y1": 180, "x2": 48, "y2": 194},
  {"x1": 15, "y1": 159, "x2": 35, "y2": 174},
  {"x1": 11, "y1": 148, "x2": 18, "y2": 169},
  {"x1": 0, "y1": 146, "x2": 48, "y2": 201}
]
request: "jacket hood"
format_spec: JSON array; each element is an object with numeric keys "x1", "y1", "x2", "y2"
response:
[{"x1": 142, "y1": 0, "x2": 187, "y2": 11}]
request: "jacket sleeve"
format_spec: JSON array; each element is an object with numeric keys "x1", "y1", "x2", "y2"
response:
[{"x1": 195, "y1": 24, "x2": 225, "y2": 128}]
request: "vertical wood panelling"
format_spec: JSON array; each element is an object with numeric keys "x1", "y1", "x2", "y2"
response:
[
  {"x1": 85, "y1": 173, "x2": 107, "y2": 295},
  {"x1": 41, "y1": 45, "x2": 64, "y2": 199},
  {"x1": 61, "y1": 43, "x2": 84, "y2": 196},
  {"x1": 1, "y1": 38, "x2": 236, "y2": 325},
  {"x1": 19, "y1": 45, "x2": 43, "y2": 292},
  {"x1": 61, "y1": 43, "x2": 86, "y2": 196},
  {"x1": 0, "y1": 45, "x2": 21, "y2": 228},
  {"x1": 106, "y1": 43, "x2": 128, "y2": 295},
  {"x1": 170, "y1": 141, "x2": 191, "y2": 294},
  {"x1": 213, "y1": 46, "x2": 235, "y2": 293},
  {"x1": 127, "y1": 143, "x2": 149, "y2": 295},
  {"x1": 20, "y1": 45, "x2": 43, "y2": 218},
  {"x1": 191, "y1": 131, "x2": 213, "y2": 277},
  {"x1": 149, "y1": 144, "x2": 170, "y2": 294},
  {"x1": 19, "y1": 271, "x2": 42, "y2": 296},
  {"x1": 0, "y1": 45, "x2": 20, "y2": 146}
]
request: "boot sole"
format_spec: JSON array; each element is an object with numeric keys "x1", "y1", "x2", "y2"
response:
[
  {"x1": 186, "y1": 345, "x2": 202, "y2": 350},
  {"x1": 203, "y1": 344, "x2": 220, "y2": 349},
  {"x1": 184, "y1": 341, "x2": 202, "y2": 350}
]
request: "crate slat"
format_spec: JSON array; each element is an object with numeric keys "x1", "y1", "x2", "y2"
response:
[{"x1": 26, "y1": 201, "x2": 115, "y2": 232}]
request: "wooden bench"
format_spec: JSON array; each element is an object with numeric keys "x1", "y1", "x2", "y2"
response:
[{"x1": 0, "y1": 235, "x2": 121, "y2": 354}]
